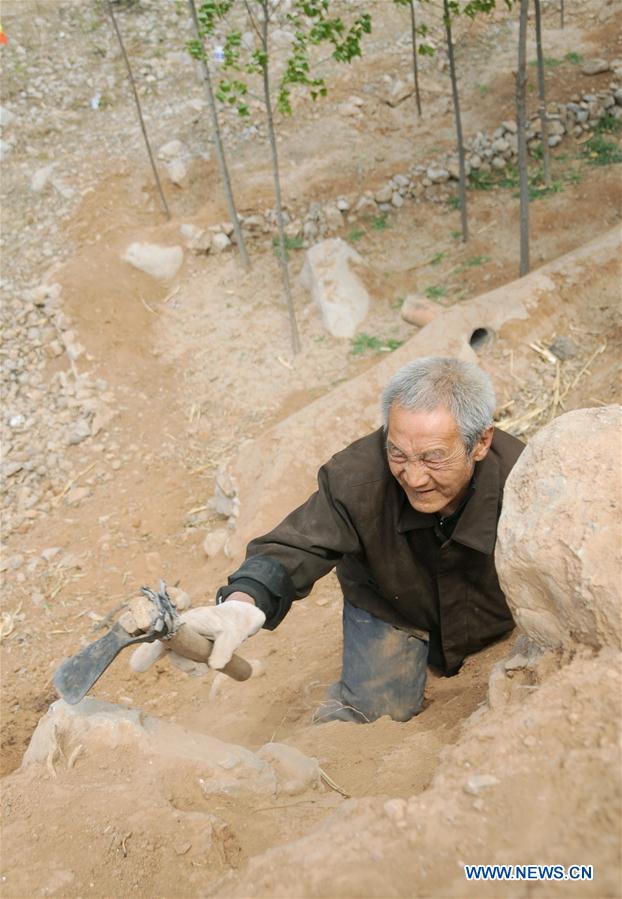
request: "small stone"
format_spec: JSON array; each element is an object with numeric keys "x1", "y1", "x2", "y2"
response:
[
  {"x1": 0, "y1": 106, "x2": 15, "y2": 127},
  {"x1": 464, "y1": 774, "x2": 500, "y2": 796},
  {"x1": 383, "y1": 798, "x2": 408, "y2": 827},
  {"x1": 581, "y1": 59, "x2": 610, "y2": 75},
  {"x1": 257, "y1": 742, "x2": 320, "y2": 796},
  {"x1": 426, "y1": 165, "x2": 450, "y2": 184},
  {"x1": 523, "y1": 735, "x2": 537, "y2": 748},
  {"x1": 167, "y1": 158, "x2": 188, "y2": 187},
  {"x1": 491, "y1": 156, "x2": 507, "y2": 170},
  {"x1": 549, "y1": 335, "x2": 577, "y2": 360},
  {"x1": 547, "y1": 135, "x2": 562, "y2": 148},
  {"x1": 180, "y1": 224, "x2": 211, "y2": 254},
  {"x1": 374, "y1": 185, "x2": 393, "y2": 204},
  {"x1": 391, "y1": 192, "x2": 404, "y2": 208},
  {"x1": 354, "y1": 194, "x2": 377, "y2": 213},
  {"x1": 41, "y1": 547, "x2": 62, "y2": 562},
  {"x1": 323, "y1": 204, "x2": 343, "y2": 232},
  {"x1": 158, "y1": 139, "x2": 186, "y2": 161},
  {"x1": 30, "y1": 165, "x2": 54, "y2": 192},
  {"x1": 401, "y1": 295, "x2": 441, "y2": 328},
  {"x1": 211, "y1": 232, "x2": 231, "y2": 254},
  {"x1": 67, "y1": 419, "x2": 91, "y2": 445},
  {"x1": 385, "y1": 79, "x2": 414, "y2": 107},
  {"x1": 65, "y1": 486, "x2": 91, "y2": 505},
  {"x1": 504, "y1": 653, "x2": 529, "y2": 671},
  {"x1": 203, "y1": 528, "x2": 228, "y2": 558},
  {"x1": 168, "y1": 586, "x2": 192, "y2": 612}
]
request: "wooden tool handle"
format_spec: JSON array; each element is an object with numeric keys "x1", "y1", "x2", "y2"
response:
[
  {"x1": 123, "y1": 596, "x2": 254, "y2": 682},
  {"x1": 166, "y1": 623, "x2": 253, "y2": 682}
]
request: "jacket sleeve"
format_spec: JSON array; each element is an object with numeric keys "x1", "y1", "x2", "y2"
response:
[{"x1": 216, "y1": 463, "x2": 361, "y2": 629}]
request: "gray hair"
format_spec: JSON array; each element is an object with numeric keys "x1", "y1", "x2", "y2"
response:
[{"x1": 381, "y1": 357, "x2": 496, "y2": 451}]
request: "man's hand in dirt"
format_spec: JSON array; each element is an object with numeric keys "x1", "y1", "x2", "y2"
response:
[{"x1": 129, "y1": 599, "x2": 265, "y2": 676}]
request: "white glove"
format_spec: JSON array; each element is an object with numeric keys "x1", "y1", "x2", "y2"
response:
[{"x1": 129, "y1": 601, "x2": 266, "y2": 676}]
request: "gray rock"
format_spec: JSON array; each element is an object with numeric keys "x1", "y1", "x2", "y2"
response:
[
  {"x1": 323, "y1": 204, "x2": 343, "y2": 231},
  {"x1": 166, "y1": 158, "x2": 188, "y2": 186},
  {"x1": 67, "y1": 418, "x2": 91, "y2": 445},
  {"x1": 24, "y1": 698, "x2": 278, "y2": 798},
  {"x1": 299, "y1": 238, "x2": 370, "y2": 338},
  {"x1": 426, "y1": 165, "x2": 450, "y2": 184},
  {"x1": 158, "y1": 139, "x2": 186, "y2": 161},
  {"x1": 385, "y1": 79, "x2": 414, "y2": 107},
  {"x1": 549, "y1": 335, "x2": 577, "y2": 360},
  {"x1": 257, "y1": 742, "x2": 320, "y2": 796},
  {"x1": 496, "y1": 406, "x2": 622, "y2": 652},
  {"x1": 464, "y1": 774, "x2": 500, "y2": 795},
  {"x1": 374, "y1": 184, "x2": 393, "y2": 204},
  {"x1": 180, "y1": 224, "x2": 211, "y2": 253},
  {"x1": 504, "y1": 653, "x2": 530, "y2": 671},
  {"x1": 0, "y1": 106, "x2": 15, "y2": 127},
  {"x1": 391, "y1": 192, "x2": 404, "y2": 208},
  {"x1": 581, "y1": 59, "x2": 610, "y2": 75},
  {"x1": 30, "y1": 165, "x2": 55, "y2": 192},
  {"x1": 41, "y1": 547, "x2": 62, "y2": 562},
  {"x1": 211, "y1": 232, "x2": 231, "y2": 254},
  {"x1": 123, "y1": 242, "x2": 183, "y2": 280}
]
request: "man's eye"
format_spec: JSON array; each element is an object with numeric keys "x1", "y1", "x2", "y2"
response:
[
  {"x1": 388, "y1": 448, "x2": 407, "y2": 461},
  {"x1": 422, "y1": 454, "x2": 446, "y2": 466}
]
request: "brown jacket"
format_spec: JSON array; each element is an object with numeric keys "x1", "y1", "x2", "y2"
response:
[{"x1": 218, "y1": 427, "x2": 525, "y2": 674}]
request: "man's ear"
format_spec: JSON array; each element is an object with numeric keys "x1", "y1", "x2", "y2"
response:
[{"x1": 472, "y1": 425, "x2": 494, "y2": 462}]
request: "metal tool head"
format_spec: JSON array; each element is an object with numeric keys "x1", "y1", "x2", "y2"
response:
[
  {"x1": 139, "y1": 581, "x2": 180, "y2": 638},
  {"x1": 53, "y1": 580, "x2": 180, "y2": 705}
]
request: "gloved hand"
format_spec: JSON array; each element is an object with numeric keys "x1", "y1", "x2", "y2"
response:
[{"x1": 129, "y1": 600, "x2": 266, "y2": 677}]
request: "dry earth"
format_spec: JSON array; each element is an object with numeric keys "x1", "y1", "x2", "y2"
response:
[{"x1": 0, "y1": 0, "x2": 621, "y2": 896}]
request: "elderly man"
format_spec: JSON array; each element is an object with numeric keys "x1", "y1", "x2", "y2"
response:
[{"x1": 134, "y1": 357, "x2": 524, "y2": 723}]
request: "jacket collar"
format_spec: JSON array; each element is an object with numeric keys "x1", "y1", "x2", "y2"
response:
[{"x1": 396, "y1": 449, "x2": 501, "y2": 555}]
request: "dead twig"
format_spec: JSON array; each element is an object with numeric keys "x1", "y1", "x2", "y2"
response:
[
  {"x1": 0, "y1": 604, "x2": 23, "y2": 642},
  {"x1": 549, "y1": 359, "x2": 561, "y2": 421},
  {"x1": 319, "y1": 767, "x2": 350, "y2": 799},
  {"x1": 140, "y1": 295, "x2": 159, "y2": 315},
  {"x1": 54, "y1": 462, "x2": 97, "y2": 506},
  {"x1": 560, "y1": 342, "x2": 607, "y2": 401}
]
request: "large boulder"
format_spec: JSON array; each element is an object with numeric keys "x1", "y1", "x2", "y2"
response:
[
  {"x1": 23, "y1": 698, "x2": 317, "y2": 799},
  {"x1": 298, "y1": 238, "x2": 370, "y2": 338},
  {"x1": 496, "y1": 406, "x2": 622, "y2": 651}
]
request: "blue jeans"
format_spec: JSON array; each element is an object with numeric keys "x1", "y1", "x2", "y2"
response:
[{"x1": 313, "y1": 600, "x2": 429, "y2": 724}]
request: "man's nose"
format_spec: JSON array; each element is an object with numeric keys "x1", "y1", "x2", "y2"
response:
[{"x1": 402, "y1": 460, "x2": 431, "y2": 488}]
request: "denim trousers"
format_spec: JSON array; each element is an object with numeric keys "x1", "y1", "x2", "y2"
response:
[{"x1": 313, "y1": 600, "x2": 429, "y2": 724}]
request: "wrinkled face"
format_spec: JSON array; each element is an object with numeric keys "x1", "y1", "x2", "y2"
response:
[{"x1": 386, "y1": 405, "x2": 493, "y2": 516}]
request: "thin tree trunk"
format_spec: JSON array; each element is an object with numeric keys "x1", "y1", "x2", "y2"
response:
[
  {"x1": 260, "y1": 4, "x2": 301, "y2": 355},
  {"x1": 443, "y1": 0, "x2": 468, "y2": 242},
  {"x1": 560, "y1": 0, "x2": 564, "y2": 28},
  {"x1": 533, "y1": 0, "x2": 550, "y2": 187},
  {"x1": 106, "y1": 0, "x2": 170, "y2": 221},
  {"x1": 186, "y1": 0, "x2": 250, "y2": 269},
  {"x1": 516, "y1": 0, "x2": 530, "y2": 276},
  {"x1": 409, "y1": 0, "x2": 422, "y2": 117}
]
